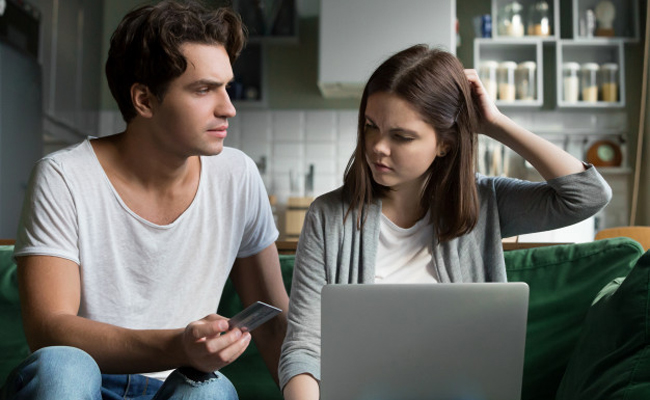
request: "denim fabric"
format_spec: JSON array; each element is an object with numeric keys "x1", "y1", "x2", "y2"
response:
[{"x1": 1, "y1": 346, "x2": 238, "y2": 400}]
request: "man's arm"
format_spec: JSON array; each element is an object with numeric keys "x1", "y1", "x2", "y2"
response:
[
  {"x1": 230, "y1": 243, "x2": 289, "y2": 385},
  {"x1": 18, "y1": 255, "x2": 251, "y2": 374}
]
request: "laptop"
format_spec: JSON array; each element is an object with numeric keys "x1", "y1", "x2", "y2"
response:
[{"x1": 320, "y1": 282, "x2": 529, "y2": 400}]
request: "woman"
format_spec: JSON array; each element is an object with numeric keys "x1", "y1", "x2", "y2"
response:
[{"x1": 278, "y1": 45, "x2": 611, "y2": 399}]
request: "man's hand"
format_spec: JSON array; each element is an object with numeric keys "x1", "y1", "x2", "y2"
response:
[{"x1": 181, "y1": 314, "x2": 252, "y2": 372}]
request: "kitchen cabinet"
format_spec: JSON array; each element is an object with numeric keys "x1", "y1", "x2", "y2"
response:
[
  {"x1": 0, "y1": 42, "x2": 43, "y2": 238},
  {"x1": 473, "y1": 39, "x2": 543, "y2": 106},
  {"x1": 31, "y1": 0, "x2": 103, "y2": 142},
  {"x1": 226, "y1": 0, "x2": 298, "y2": 107},
  {"x1": 318, "y1": 0, "x2": 456, "y2": 98},
  {"x1": 474, "y1": 0, "x2": 635, "y2": 109},
  {"x1": 230, "y1": 43, "x2": 266, "y2": 106},
  {"x1": 492, "y1": 0, "x2": 559, "y2": 40},
  {"x1": 571, "y1": 0, "x2": 639, "y2": 41},
  {"x1": 556, "y1": 41, "x2": 625, "y2": 107},
  {"x1": 233, "y1": 0, "x2": 298, "y2": 40}
]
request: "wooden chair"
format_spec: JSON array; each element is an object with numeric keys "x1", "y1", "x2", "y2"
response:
[{"x1": 595, "y1": 226, "x2": 650, "y2": 251}]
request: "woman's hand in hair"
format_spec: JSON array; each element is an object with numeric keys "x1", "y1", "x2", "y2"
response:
[{"x1": 464, "y1": 69, "x2": 504, "y2": 138}]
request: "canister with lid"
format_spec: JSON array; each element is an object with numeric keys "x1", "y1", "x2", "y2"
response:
[
  {"x1": 562, "y1": 62, "x2": 580, "y2": 103},
  {"x1": 479, "y1": 61, "x2": 499, "y2": 101},
  {"x1": 600, "y1": 63, "x2": 618, "y2": 102},
  {"x1": 527, "y1": 1, "x2": 550, "y2": 36},
  {"x1": 580, "y1": 63, "x2": 600, "y2": 102},
  {"x1": 515, "y1": 61, "x2": 536, "y2": 100},
  {"x1": 497, "y1": 61, "x2": 517, "y2": 101}
]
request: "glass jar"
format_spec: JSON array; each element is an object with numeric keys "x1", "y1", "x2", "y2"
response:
[
  {"x1": 515, "y1": 61, "x2": 536, "y2": 100},
  {"x1": 507, "y1": 1, "x2": 525, "y2": 37},
  {"x1": 527, "y1": 1, "x2": 550, "y2": 36},
  {"x1": 479, "y1": 60, "x2": 499, "y2": 100},
  {"x1": 600, "y1": 63, "x2": 618, "y2": 102},
  {"x1": 580, "y1": 63, "x2": 600, "y2": 102},
  {"x1": 562, "y1": 62, "x2": 580, "y2": 103},
  {"x1": 500, "y1": 1, "x2": 525, "y2": 37},
  {"x1": 497, "y1": 61, "x2": 517, "y2": 101}
]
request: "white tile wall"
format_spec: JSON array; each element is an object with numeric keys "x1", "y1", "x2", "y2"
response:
[{"x1": 92, "y1": 108, "x2": 630, "y2": 232}]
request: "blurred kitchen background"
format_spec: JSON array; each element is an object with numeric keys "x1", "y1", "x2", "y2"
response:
[{"x1": 0, "y1": 0, "x2": 648, "y2": 242}]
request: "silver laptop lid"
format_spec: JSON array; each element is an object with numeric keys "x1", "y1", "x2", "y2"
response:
[{"x1": 321, "y1": 282, "x2": 529, "y2": 400}]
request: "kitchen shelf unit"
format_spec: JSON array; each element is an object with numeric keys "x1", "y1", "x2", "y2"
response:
[
  {"x1": 556, "y1": 40, "x2": 625, "y2": 108},
  {"x1": 491, "y1": 0, "x2": 559, "y2": 41},
  {"x1": 473, "y1": 38, "x2": 544, "y2": 107},
  {"x1": 475, "y1": 0, "x2": 636, "y2": 110},
  {"x1": 225, "y1": 0, "x2": 299, "y2": 107},
  {"x1": 571, "y1": 0, "x2": 639, "y2": 42},
  {"x1": 230, "y1": 43, "x2": 267, "y2": 107}
]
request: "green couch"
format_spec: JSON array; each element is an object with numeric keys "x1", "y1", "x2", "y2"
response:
[{"x1": 2, "y1": 238, "x2": 650, "y2": 399}]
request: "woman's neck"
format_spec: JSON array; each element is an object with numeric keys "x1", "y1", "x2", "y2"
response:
[{"x1": 380, "y1": 184, "x2": 427, "y2": 229}]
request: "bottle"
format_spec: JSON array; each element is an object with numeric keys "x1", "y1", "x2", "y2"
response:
[
  {"x1": 478, "y1": 60, "x2": 499, "y2": 101},
  {"x1": 497, "y1": 61, "x2": 517, "y2": 101},
  {"x1": 600, "y1": 63, "x2": 619, "y2": 102},
  {"x1": 515, "y1": 61, "x2": 536, "y2": 100},
  {"x1": 562, "y1": 62, "x2": 580, "y2": 103},
  {"x1": 580, "y1": 63, "x2": 600, "y2": 102}
]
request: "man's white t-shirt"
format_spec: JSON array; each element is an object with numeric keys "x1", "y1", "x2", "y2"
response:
[{"x1": 14, "y1": 138, "x2": 279, "y2": 380}]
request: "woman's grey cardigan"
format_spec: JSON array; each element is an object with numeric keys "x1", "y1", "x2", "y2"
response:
[{"x1": 278, "y1": 165, "x2": 611, "y2": 389}]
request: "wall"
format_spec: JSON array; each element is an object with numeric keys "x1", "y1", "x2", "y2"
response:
[{"x1": 93, "y1": 0, "x2": 647, "y2": 234}]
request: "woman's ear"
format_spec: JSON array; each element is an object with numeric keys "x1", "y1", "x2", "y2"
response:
[
  {"x1": 131, "y1": 83, "x2": 154, "y2": 118},
  {"x1": 437, "y1": 143, "x2": 451, "y2": 157}
]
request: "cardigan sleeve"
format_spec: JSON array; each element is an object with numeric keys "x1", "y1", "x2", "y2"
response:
[
  {"x1": 278, "y1": 202, "x2": 329, "y2": 389},
  {"x1": 483, "y1": 164, "x2": 611, "y2": 239}
]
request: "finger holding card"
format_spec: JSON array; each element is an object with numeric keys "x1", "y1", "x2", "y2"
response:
[{"x1": 228, "y1": 301, "x2": 283, "y2": 332}]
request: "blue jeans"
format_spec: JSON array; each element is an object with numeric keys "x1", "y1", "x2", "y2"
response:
[{"x1": 0, "y1": 346, "x2": 238, "y2": 400}]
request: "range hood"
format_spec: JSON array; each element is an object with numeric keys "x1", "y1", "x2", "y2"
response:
[{"x1": 318, "y1": 0, "x2": 456, "y2": 98}]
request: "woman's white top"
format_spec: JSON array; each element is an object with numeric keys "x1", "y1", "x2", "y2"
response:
[{"x1": 374, "y1": 212, "x2": 438, "y2": 284}]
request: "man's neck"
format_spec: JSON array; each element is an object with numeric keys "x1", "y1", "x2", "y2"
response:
[{"x1": 90, "y1": 130, "x2": 202, "y2": 225}]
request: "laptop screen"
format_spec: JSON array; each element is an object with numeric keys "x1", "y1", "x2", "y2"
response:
[{"x1": 320, "y1": 282, "x2": 529, "y2": 400}]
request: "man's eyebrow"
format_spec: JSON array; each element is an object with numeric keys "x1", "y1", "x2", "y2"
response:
[{"x1": 187, "y1": 78, "x2": 232, "y2": 88}]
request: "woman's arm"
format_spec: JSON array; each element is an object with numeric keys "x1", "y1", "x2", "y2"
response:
[
  {"x1": 278, "y1": 204, "x2": 330, "y2": 396},
  {"x1": 465, "y1": 69, "x2": 585, "y2": 181},
  {"x1": 283, "y1": 374, "x2": 320, "y2": 400}
]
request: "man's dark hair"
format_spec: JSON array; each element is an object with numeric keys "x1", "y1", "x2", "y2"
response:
[{"x1": 105, "y1": 0, "x2": 245, "y2": 122}]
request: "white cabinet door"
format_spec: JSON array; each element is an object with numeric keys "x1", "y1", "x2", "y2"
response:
[{"x1": 319, "y1": 0, "x2": 456, "y2": 98}]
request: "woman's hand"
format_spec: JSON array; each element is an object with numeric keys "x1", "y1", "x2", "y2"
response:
[
  {"x1": 464, "y1": 69, "x2": 585, "y2": 180},
  {"x1": 464, "y1": 69, "x2": 504, "y2": 137}
]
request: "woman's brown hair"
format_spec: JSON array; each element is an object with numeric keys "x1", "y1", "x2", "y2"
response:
[
  {"x1": 343, "y1": 44, "x2": 480, "y2": 243},
  {"x1": 105, "y1": 0, "x2": 245, "y2": 123}
]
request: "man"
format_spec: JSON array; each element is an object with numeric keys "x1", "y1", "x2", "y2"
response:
[{"x1": 0, "y1": 1, "x2": 288, "y2": 399}]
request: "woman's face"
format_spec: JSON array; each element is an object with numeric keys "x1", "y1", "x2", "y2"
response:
[{"x1": 364, "y1": 91, "x2": 446, "y2": 193}]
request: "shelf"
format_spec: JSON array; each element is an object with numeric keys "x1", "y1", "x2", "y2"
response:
[
  {"x1": 229, "y1": 43, "x2": 266, "y2": 106},
  {"x1": 474, "y1": 39, "x2": 544, "y2": 106},
  {"x1": 597, "y1": 167, "x2": 632, "y2": 175},
  {"x1": 234, "y1": 0, "x2": 298, "y2": 40},
  {"x1": 491, "y1": 0, "x2": 559, "y2": 40},
  {"x1": 572, "y1": 0, "x2": 639, "y2": 42},
  {"x1": 556, "y1": 40, "x2": 625, "y2": 108}
]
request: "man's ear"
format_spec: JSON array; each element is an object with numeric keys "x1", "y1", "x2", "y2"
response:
[{"x1": 131, "y1": 83, "x2": 154, "y2": 118}]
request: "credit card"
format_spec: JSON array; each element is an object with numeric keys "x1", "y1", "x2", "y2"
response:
[{"x1": 228, "y1": 301, "x2": 282, "y2": 332}]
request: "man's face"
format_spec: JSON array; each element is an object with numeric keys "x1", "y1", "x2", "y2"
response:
[{"x1": 148, "y1": 43, "x2": 236, "y2": 157}]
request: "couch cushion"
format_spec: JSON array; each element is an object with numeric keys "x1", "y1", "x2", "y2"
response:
[
  {"x1": 555, "y1": 250, "x2": 650, "y2": 400},
  {"x1": 504, "y1": 237, "x2": 644, "y2": 400},
  {"x1": 0, "y1": 245, "x2": 29, "y2": 384},
  {"x1": 216, "y1": 254, "x2": 295, "y2": 400}
]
